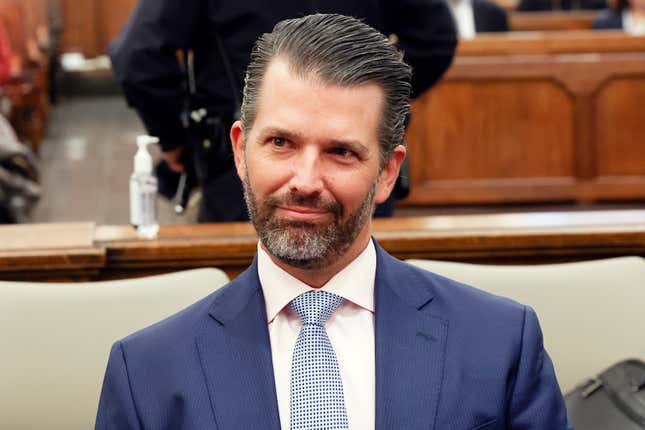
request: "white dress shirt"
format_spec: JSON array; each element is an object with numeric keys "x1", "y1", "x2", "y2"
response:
[
  {"x1": 449, "y1": 0, "x2": 477, "y2": 39},
  {"x1": 258, "y1": 239, "x2": 376, "y2": 430}
]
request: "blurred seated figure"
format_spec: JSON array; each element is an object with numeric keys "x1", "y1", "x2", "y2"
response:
[
  {"x1": 0, "y1": 113, "x2": 41, "y2": 223},
  {"x1": 518, "y1": 0, "x2": 606, "y2": 11},
  {"x1": 0, "y1": 18, "x2": 18, "y2": 84},
  {"x1": 593, "y1": 0, "x2": 645, "y2": 33},
  {"x1": 448, "y1": 0, "x2": 509, "y2": 39}
]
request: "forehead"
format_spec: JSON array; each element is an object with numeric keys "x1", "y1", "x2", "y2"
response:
[{"x1": 249, "y1": 58, "x2": 383, "y2": 148}]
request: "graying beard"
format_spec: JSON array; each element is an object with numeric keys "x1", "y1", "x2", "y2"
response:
[{"x1": 244, "y1": 171, "x2": 376, "y2": 270}]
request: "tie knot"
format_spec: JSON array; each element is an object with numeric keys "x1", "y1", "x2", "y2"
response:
[{"x1": 290, "y1": 290, "x2": 343, "y2": 326}]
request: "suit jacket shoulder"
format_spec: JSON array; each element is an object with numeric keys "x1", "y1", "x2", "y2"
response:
[
  {"x1": 373, "y1": 245, "x2": 571, "y2": 429},
  {"x1": 95, "y1": 261, "x2": 275, "y2": 430},
  {"x1": 376, "y1": 247, "x2": 526, "y2": 323}
]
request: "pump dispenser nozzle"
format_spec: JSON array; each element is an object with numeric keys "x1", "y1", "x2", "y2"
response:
[{"x1": 134, "y1": 135, "x2": 159, "y2": 174}]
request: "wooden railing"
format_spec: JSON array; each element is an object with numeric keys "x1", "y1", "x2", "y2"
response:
[
  {"x1": 1, "y1": 210, "x2": 644, "y2": 282},
  {"x1": 457, "y1": 30, "x2": 645, "y2": 56}
]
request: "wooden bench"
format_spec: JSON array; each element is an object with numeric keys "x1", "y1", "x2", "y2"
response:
[
  {"x1": 404, "y1": 31, "x2": 645, "y2": 207},
  {"x1": 509, "y1": 11, "x2": 596, "y2": 31},
  {"x1": 1, "y1": 209, "x2": 644, "y2": 281}
]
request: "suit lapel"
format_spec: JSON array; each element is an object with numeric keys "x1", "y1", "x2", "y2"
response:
[
  {"x1": 374, "y1": 245, "x2": 448, "y2": 430},
  {"x1": 195, "y1": 259, "x2": 281, "y2": 430}
]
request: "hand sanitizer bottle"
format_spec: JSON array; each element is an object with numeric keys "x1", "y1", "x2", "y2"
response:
[{"x1": 130, "y1": 135, "x2": 159, "y2": 239}]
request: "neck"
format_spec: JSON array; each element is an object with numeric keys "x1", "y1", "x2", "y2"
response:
[{"x1": 263, "y1": 224, "x2": 373, "y2": 288}]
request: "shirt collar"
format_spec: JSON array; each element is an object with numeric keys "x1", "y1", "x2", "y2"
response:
[{"x1": 257, "y1": 239, "x2": 376, "y2": 323}]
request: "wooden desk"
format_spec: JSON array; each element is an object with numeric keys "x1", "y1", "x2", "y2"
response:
[
  {"x1": 405, "y1": 32, "x2": 645, "y2": 207},
  {"x1": 0, "y1": 223, "x2": 104, "y2": 280},
  {"x1": 1, "y1": 210, "x2": 644, "y2": 281}
]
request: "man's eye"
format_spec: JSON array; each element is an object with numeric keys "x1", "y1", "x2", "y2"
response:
[
  {"x1": 271, "y1": 137, "x2": 286, "y2": 147},
  {"x1": 330, "y1": 147, "x2": 356, "y2": 158}
]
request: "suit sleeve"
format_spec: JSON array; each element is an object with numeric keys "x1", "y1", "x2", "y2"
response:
[
  {"x1": 108, "y1": 0, "x2": 204, "y2": 151},
  {"x1": 383, "y1": 0, "x2": 458, "y2": 98},
  {"x1": 507, "y1": 306, "x2": 572, "y2": 429},
  {"x1": 95, "y1": 342, "x2": 142, "y2": 430}
]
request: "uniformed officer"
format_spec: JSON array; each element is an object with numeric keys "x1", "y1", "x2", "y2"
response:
[{"x1": 109, "y1": 0, "x2": 457, "y2": 222}]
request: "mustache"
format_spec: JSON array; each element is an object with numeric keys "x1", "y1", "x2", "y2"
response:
[{"x1": 264, "y1": 192, "x2": 344, "y2": 218}]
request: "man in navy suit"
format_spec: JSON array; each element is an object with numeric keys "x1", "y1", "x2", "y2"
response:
[{"x1": 96, "y1": 14, "x2": 571, "y2": 430}]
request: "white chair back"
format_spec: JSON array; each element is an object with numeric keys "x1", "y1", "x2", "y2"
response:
[
  {"x1": 0, "y1": 268, "x2": 229, "y2": 430},
  {"x1": 406, "y1": 257, "x2": 645, "y2": 393}
]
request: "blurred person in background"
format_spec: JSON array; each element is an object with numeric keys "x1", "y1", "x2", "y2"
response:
[
  {"x1": 593, "y1": 0, "x2": 645, "y2": 33},
  {"x1": 448, "y1": 0, "x2": 509, "y2": 40},
  {"x1": 0, "y1": 113, "x2": 41, "y2": 224},
  {"x1": 109, "y1": 0, "x2": 457, "y2": 222},
  {"x1": 518, "y1": 0, "x2": 606, "y2": 11}
]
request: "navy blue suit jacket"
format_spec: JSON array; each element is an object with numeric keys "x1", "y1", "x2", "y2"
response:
[{"x1": 96, "y1": 243, "x2": 571, "y2": 429}]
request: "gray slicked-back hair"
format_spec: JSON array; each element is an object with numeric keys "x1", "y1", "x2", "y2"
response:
[{"x1": 240, "y1": 13, "x2": 412, "y2": 163}]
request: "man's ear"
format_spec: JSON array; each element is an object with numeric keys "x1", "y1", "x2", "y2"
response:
[
  {"x1": 374, "y1": 145, "x2": 406, "y2": 204},
  {"x1": 230, "y1": 120, "x2": 246, "y2": 180}
]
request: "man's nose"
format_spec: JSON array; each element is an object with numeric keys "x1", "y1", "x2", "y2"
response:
[{"x1": 289, "y1": 147, "x2": 324, "y2": 196}]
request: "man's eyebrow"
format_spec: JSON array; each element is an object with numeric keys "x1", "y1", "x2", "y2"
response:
[
  {"x1": 328, "y1": 139, "x2": 370, "y2": 156},
  {"x1": 257, "y1": 126, "x2": 371, "y2": 156},
  {"x1": 257, "y1": 127, "x2": 304, "y2": 142}
]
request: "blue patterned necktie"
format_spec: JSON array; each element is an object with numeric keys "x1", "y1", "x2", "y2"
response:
[{"x1": 289, "y1": 290, "x2": 349, "y2": 430}]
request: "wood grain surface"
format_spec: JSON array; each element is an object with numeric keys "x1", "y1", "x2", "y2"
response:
[
  {"x1": 509, "y1": 11, "x2": 596, "y2": 32},
  {"x1": 1, "y1": 211, "x2": 644, "y2": 281},
  {"x1": 405, "y1": 44, "x2": 645, "y2": 206},
  {"x1": 458, "y1": 31, "x2": 645, "y2": 56}
]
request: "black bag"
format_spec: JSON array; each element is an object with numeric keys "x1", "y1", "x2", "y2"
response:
[{"x1": 565, "y1": 359, "x2": 645, "y2": 429}]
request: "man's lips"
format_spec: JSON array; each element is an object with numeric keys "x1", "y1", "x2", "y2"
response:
[{"x1": 277, "y1": 206, "x2": 331, "y2": 221}]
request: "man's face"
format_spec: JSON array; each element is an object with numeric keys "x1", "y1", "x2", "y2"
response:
[{"x1": 231, "y1": 58, "x2": 405, "y2": 270}]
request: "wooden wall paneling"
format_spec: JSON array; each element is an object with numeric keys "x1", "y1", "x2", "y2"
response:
[
  {"x1": 596, "y1": 79, "x2": 645, "y2": 176},
  {"x1": 405, "y1": 47, "x2": 645, "y2": 206},
  {"x1": 59, "y1": 0, "x2": 137, "y2": 56},
  {"x1": 592, "y1": 78, "x2": 645, "y2": 200},
  {"x1": 406, "y1": 58, "x2": 577, "y2": 205},
  {"x1": 60, "y1": 0, "x2": 99, "y2": 57},
  {"x1": 96, "y1": 0, "x2": 137, "y2": 54}
]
